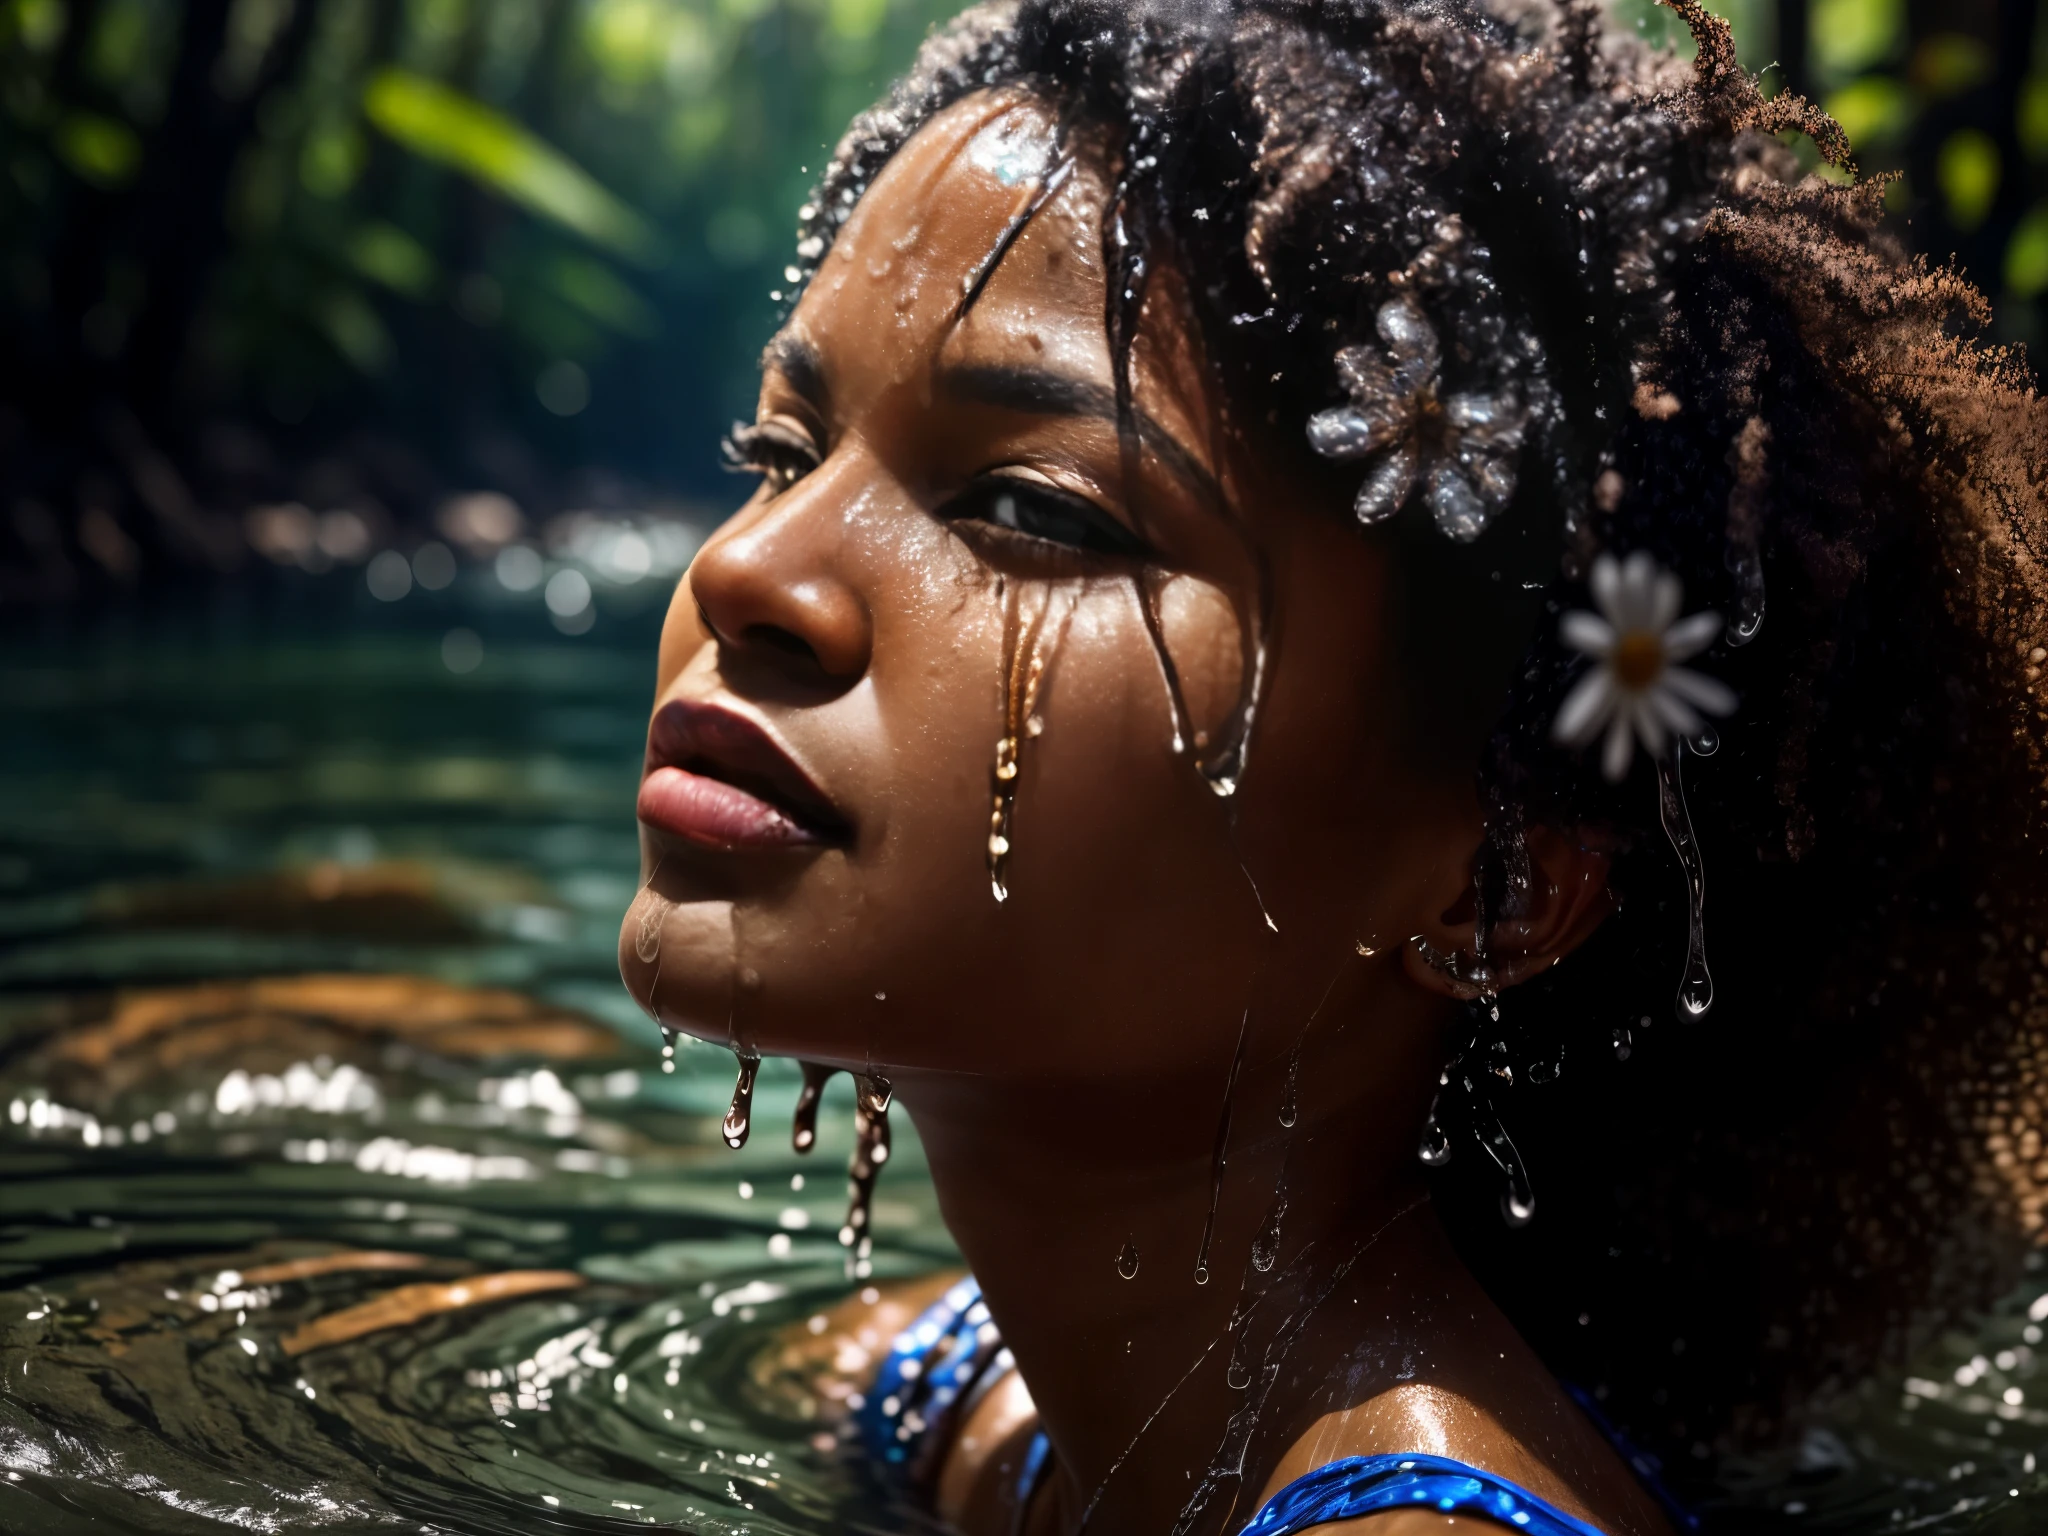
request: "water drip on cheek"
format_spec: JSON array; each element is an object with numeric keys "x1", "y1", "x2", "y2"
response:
[
  {"x1": 722, "y1": 1052, "x2": 761, "y2": 1150},
  {"x1": 791, "y1": 1062, "x2": 836, "y2": 1153},
  {"x1": 984, "y1": 581, "x2": 1071, "y2": 904},
  {"x1": 839, "y1": 1073, "x2": 892, "y2": 1280},
  {"x1": 1133, "y1": 571, "x2": 1195, "y2": 758},
  {"x1": 1656, "y1": 744, "x2": 1713, "y2": 1020}
]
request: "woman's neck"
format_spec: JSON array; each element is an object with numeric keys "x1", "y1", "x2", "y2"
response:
[{"x1": 895, "y1": 979, "x2": 1477, "y2": 1533}]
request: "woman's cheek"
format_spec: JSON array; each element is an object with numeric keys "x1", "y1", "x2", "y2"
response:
[{"x1": 1154, "y1": 573, "x2": 1247, "y2": 755}]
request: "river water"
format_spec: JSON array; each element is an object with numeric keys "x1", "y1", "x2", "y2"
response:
[{"x1": 0, "y1": 560, "x2": 2043, "y2": 1534}]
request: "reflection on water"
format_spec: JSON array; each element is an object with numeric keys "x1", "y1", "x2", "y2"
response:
[
  {"x1": 0, "y1": 582, "x2": 950, "y2": 1534},
  {"x1": 1, "y1": 579, "x2": 2046, "y2": 1533}
]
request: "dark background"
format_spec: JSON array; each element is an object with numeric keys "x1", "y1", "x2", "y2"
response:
[{"x1": 0, "y1": 0, "x2": 2041, "y2": 604}]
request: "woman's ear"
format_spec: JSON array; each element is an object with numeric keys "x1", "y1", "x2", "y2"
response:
[{"x1": 1402, "y1": 825, "x2": 1613, "y2": 1000}]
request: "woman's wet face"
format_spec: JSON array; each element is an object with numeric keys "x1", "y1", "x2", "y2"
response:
[{"x1": 620, "y1": 92, "x2": 1484, "y2": 1089}]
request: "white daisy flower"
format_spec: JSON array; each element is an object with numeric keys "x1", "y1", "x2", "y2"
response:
[{"x1": 1553, "y1": 551, "x2": 1736, "y2": 781}]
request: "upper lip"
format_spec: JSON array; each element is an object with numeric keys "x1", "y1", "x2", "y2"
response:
[{"x1": 643, "y1": 699, "x2": 848, "y2": 843}]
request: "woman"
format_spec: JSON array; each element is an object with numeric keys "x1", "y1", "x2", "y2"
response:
[{"x1": 620, "y1": 0, "x2": 2048, "y2": 1531}]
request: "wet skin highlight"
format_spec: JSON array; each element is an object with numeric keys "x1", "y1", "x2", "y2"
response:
[{"x1": 618, "y1": 93, "x2": 1659, "y2": 1536}]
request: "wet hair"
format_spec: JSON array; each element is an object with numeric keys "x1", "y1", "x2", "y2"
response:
[{"x1": 785, "y1": 0, "x2": 2048, "y2": 1494}]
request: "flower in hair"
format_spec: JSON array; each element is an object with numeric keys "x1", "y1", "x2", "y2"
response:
[
  {"x1": 1305, "y1": 295, "x2": 1526, "y2": 542},
  {"x1": 1553, "y1": 551, "x2": 1736, "y2": 781}
]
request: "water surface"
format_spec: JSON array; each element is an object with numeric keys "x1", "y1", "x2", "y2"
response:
[{"x1": 1, "y1": 572, "x2": 2044, "y2": 1534}]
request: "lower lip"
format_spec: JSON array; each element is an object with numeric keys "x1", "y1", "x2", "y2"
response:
[{"x1": 636, "y1": 766, "x2": 820, "y2": 850}]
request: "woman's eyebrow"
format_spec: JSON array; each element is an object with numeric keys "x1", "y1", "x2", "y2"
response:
[
  {"x1": 761, "y1": 334, "x2": 828, "y2": 413},
  {"x1": 937, "y1": 361, "x2": 1220, "y2": 504}
]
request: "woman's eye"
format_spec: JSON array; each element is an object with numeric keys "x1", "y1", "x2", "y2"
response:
[
  {"x1": 942, "y1": 478, "x2": 1146, "y2": 559},
  {"x1": 722, "y1": 422, "x2": 819, "y2": 494}
]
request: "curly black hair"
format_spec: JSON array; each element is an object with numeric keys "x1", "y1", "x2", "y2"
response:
[{"x1": 781, "y1": 0, "x2": 2048, "y2": 1498}]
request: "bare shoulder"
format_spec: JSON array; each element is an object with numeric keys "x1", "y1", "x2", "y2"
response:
[
  {"x1": 1255, "y1": 1381, "x2": 1669, "y2": 1536},
  {"x1": 746, "y1": 1269, "x2": 961, "y2": 1419},
  {"x1": 1290, "y1": 1515, "x2": 1474, "y2": 1536},
  {"x1": 746, "y1": 1268, "x2": 1045, "y2": 1536}
]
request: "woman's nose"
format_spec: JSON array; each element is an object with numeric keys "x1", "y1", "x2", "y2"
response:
[{"x1": 686, "y1": 473, "x2": 874, "y2": 689}]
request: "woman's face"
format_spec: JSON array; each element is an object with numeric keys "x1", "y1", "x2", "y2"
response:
[{"x1": 619, "y1": 92, "x2": 1484, "y2": 1092}]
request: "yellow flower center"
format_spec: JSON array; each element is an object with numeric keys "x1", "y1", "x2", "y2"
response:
[{"x1": 1611, "y1": 630, "x2": 1665, "y2": 691}]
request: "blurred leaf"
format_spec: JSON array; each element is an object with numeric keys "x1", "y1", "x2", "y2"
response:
[
  {"x1": 2007, "y1": 205, "x2": 2048, "y2": 298},
  {"x1": 1812, "y1": 0, "x2": 1901, "y2": 80},
  {"x1": 299, "y1": 123, "x2": 367, "y2": 199},
  {"x1": 361, "y1": 68, "x2": 660, "y2": 265},
  {"x1": 1911, "y1": 34, "x2": 1992, "y2": 100},
  {"x1": 346, "y1": 222, "x2": 438, "y2": 298},
  {"x1": 1936, "y1": 128, "x2": 2000, "y2": 232},
  {"x1": 546, "y1": 254, "x2": 658, "y2": 337},
  {"x1": 4, "y1": 0, "x2": 64, "y2": 52},
  {"x1": 828, "y1": 0, "x2": 888, "y2": 43},
  {"x1": 2022, "y1": 77, "x2": 2048, "y2": 165},
  {"x1": 318, "y1": 287, "x2": 393, "y2": 373},
  {"x1": 53, "y1": 112, "x2": 140, "y2": 187},
  {"x1": 1825, "y1": 75, "x2": 1911, "y2": 151}
]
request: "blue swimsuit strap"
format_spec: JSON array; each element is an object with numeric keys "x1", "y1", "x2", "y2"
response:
[
  {"x1": 1238, "y1": 1453, "x2": 1612, "y2": 1536},
  {"x1": 857, "y1": 1277, "x2": 1011, "y2": 1481},
  {"x1": 864, "y1": 1284, "x2": 1632, "y2": 1536}
]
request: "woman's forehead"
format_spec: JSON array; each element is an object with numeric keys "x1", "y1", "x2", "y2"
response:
[{"x1": 771, "y1": 92, "x2": 1221, "y2": 484}]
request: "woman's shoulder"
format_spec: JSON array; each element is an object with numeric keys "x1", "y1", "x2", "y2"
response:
[
  {"x1": 1250, "y1": 1383, "x2": 1676, "y2": 1536},
  {"x1": 755, "y1": 1271, "x2": 1045, "y2": 1532}
]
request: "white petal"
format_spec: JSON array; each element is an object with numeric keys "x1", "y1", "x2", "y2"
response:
[
  {"x1": 1648, "y1": 571, "x2": 1682, "y2": 634},
  {"x1": 1617, "y1": 551, "x2": 1660, "y2": 629},
  {"x1": 1428, "y1": 464, "x2": 1489, "y2": 542},
  {"x1": 1590, "y1": 555, "x2": 1623, "y2": 625},
  {"x1": 1559, "y1": 610, "x2": 1614, "y2": 658},
  {"x1": 1645, "y1": 684, "x2": 1703, "y2": 737},
  {"x1": 1376, "y1": 296, "x2": 1439, "y2": 372},
  {"x1": 1663, "y1": 666, "x2": 1737, "y2": 716},
  {"x1": 1629, "y1": 695, "x2": 1668, "y2": 759},
  {"x1": 1554, "y1": 667, "x2": 1616, "y2": 745},
  {"x1": 1353, "y1": 444, "x2": 1417, "y2": 524},
  {"x1": 1307, "y1": 404, "x2": 1404, "y2": 461},
  {"x1": 1601, "y1": 711, "x2": 1635, "y2": 781},
  {"x1": 1661, "y1": 610, "x2": 1722, "y2": 662}
]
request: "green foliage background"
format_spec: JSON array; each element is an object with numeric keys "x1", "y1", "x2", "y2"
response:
[{"x1": 0, "y1": 0, "x2": 2041, "y2": 596}]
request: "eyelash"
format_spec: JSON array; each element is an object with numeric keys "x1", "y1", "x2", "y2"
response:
[
  {"x1": 722, "y1": 422, "x2": 819, "y2": 494},
  {"x1": 721, "y1": 424, "x2": 1146, "y2": 561}
]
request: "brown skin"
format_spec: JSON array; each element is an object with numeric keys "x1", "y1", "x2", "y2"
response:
[{"x1": 619, "y1": 93, "x2": 1661, "y2": 1536}]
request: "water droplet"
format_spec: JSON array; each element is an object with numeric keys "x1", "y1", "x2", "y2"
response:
[
  {"x1": 722, "y1": 1053, "x2": 761, "y2": 1150},
  {"x1": 1689, "y1": 725, "x2": 1720, "y2": 757},
  {"x1": 1278, "y1": 1043, "x2": 1300, "y2": 1129},
  {"x1": 792, "y1": 1061, "x2": 834, "y2": 1153},
  {"x1": 1611, "y1": 1025, "x2": 1633, "y2": 1061},
  {"x1": 1193, "y1": 1009, "x2": 1252, "y2": 1286},
  {"x1": 1117, "y1": 1238, "x2": 1140, "y2": 1280},
  {"x1": 841, "y1": 1073, "x2": 893, "y2": 1278},
  {"x1": 1225, "y1": 1360, "x2": 1251, "y2": 1390},
  {"x1": 1417, "y1": 1099, "x2": 1453, "y2": 1167},
  {"x1": 1250, "y1": 1169, "x2": 1288, "y2": 1273},
  {"x1": 1657, "y1": 747, "x2": 1714, "y2": 1020},
  {"x1": 985, "y1": 585, "x2": 1072, "y2": 904}
]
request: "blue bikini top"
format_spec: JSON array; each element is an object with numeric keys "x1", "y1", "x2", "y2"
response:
[{"x1": 856, "y1": 1277, "x2": 1666, "y2": 1536}]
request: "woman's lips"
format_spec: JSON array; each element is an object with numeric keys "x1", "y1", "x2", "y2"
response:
[
  {"x1": 637, "y1": 766, "x2": 819, "y2": 849},
  {"x1": 636, "y1": 700, "x2": 843, "y2": 851}
]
